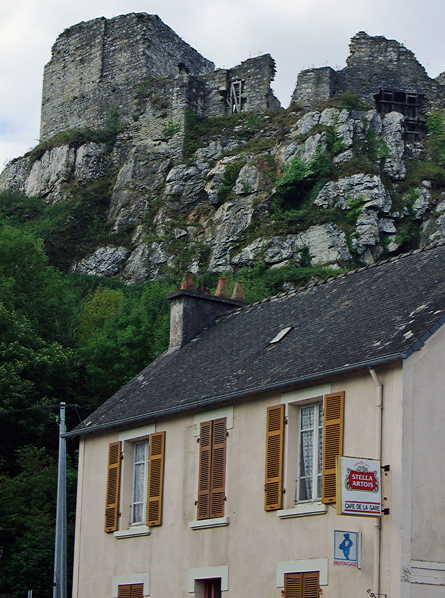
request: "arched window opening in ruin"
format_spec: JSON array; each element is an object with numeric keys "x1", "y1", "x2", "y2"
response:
[{"x1": 374, "y1": 89, "x2": 424, "y2": 141}]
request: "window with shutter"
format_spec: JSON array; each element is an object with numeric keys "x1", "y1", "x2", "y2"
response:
[
  {"x1": 105, "y1": 430, "x2": 166, "y2": 534},
  {"x1": 264, "y1": 404, "x2": 285, "y2": 510},
  {"x1": 117, "y1": 583, "x2": 144, "y2": 598},
  {"x1": 105, "y1": 441, "x2": 122, "y2": 532},
  {"x1": 284, "y1": 572, "x2": 319, "y2": 598},
  {"x1": 266, "y1": 390, "x2": 344, "y2": 512},
  {"x1": 197, "y1": 418, "x2": 227, "y2": 520}
]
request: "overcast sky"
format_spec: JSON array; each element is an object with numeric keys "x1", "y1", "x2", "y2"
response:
[{"x1": 1, "y1": 0, "x2": 444, "y2": 168}]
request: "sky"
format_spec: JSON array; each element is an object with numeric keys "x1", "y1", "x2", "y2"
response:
[{"x1": 1, "y1": 0, "x2": 444, "y2": 168}]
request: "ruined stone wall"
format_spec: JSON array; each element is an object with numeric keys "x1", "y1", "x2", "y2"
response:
[
  {"x1": 292, "y1": 31, "x2": 445, "y2": 112},
  {"x1": 233, "y1": 54, "x2": 280, "y2": 113},
  {"x1": 40, "y1": 13, "x2": 214, "y2": 139},
  {"x1": 202, "y1": 54, "x2": 280, "y2": 117},
  {"x1": 336, "y1": 31, "x2": 445, "y2": 109},
  {"x1": 291, "y1": 67, "x2": 336, "y2": 109}
]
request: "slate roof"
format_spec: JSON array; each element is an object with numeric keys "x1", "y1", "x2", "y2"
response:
[{"x1": 68, "y1": 242, "x2": 445, "y2": 437}]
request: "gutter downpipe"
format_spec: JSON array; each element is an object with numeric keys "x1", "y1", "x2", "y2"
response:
[{"x1": 369, "y1": 367, "x2": 383, "y2": 597}]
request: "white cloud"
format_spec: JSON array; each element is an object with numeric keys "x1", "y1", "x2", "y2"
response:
[{"x1": 0, "y1": 0, "x2": 444, "y2": 167}]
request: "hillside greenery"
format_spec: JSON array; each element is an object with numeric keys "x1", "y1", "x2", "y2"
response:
[{"x1": 0, "y1": 209, "x2": 342, "y2": 597}]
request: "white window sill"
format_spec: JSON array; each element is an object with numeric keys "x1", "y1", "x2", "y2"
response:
[
  {"x1": 278, "y1": 501, "x2": 327, "y2": 518},
  {"x1": 189, "y1": 516, "x2": 230, "y2": 530},
  {"x1": 113, "y1": 525, "x2": 151, "y2": 539}
]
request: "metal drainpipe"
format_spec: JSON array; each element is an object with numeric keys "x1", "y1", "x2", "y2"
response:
[{"x1": 369, "y1": 367, "x2": 383, "y2": 597}]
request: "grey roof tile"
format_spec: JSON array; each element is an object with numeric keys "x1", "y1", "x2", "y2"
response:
[{"x1": 69, "y1": 242, "x2": 445, "y2": 436}]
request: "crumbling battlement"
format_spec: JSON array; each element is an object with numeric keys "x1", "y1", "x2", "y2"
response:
[
  {"x1": 293, "y1": 31, "x2": 445, "y2": 115},
  {"x1": 40, "y1": 17, "x2": 445, "y2": 147},
  {"x1": 40, "y1": 14, "x2": 280, "y2": 141}
]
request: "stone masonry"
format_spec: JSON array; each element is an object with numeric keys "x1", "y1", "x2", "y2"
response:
[
  {"x1": 40, "y1": 14, "x2": 215, "y2": 139},
  {"x1": 40, "y1": 14, "x2": 280, "y2": 141},
  {"x1": 292, "y1": 31, "x2": 445, "y2": 112}
]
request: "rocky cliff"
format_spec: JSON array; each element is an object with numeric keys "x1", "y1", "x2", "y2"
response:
[{"x1": 1, "y1": 15, "x2": 445, "y2": 284}]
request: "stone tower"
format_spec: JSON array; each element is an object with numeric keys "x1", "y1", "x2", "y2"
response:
[{"x1": 40, "y1": 13, "x2": 214, "y2": 139}]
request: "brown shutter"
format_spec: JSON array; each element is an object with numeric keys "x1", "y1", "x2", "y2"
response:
[
  {"x1": 117, "y1": 584, "x2": 144, "y2": 598},
  {"x1": 117, "y1": 585, "x2": 131, "y2": 598},
  {"x1": 197, "y1": 421, "x2": 213, "y2": 520},
  {"x1": 285, "y1": 573, "x2": 302, "y2": 598},
  {"x1": 146, "y1": 431, "x2": 166, "y2": 526},
  {"x1": 130, "y1": 584, "x2": 144, "y2": 598},
  {"x1": 210, "y1": 418, "x2": 227, "y2": 518},
  {"x1": 105, "y1": 441, "x2": 121, "y2": 533},
  {"x1": 302, "y1": 572, "x2": 319, "y2": 598},
  {"x1": 322, "y1": 391, "x2": 344, "y2": 503},
  {"x1": 284, "y1": 572, "x2": 319, "y2": 598},
  {"x1": 264, "y1": 404, "x2": 285, "y2": 510}
]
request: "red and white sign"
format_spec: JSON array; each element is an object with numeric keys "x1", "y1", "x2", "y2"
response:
[{"x1": 337, "y1": 456, "x2": 381, "y2": 517}]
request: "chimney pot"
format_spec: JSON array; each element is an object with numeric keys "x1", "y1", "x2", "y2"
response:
[
  {"x1": 180, "y1": 272, "x2": 195, "y2": 291},
  {"x1": 215, "y1": 277, "x2": 229, "y2": 298},
  {"x1": 231, "y1": 281, "x2": 245, "y2": 302}
]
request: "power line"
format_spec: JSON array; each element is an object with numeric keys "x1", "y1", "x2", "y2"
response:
[{"x1": 0, "y1": 404, "x2": 79, "y2": 416}]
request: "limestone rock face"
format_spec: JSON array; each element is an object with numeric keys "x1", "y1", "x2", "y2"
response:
[
  {"x1": 109, "y1": 142, "x2": 172, "y2": 233},
  {"x1": 2, "y1": 25, "x2": 445, "y2": 283},
  {"x1": 207, "y1": 198, "x2": 255, "y2": 271},
  {"x1": 381, "y1": 112, "x2": 406, "y2": 180},
  {"x1": 27, "y1": 146, "x2": 76, "y2": 200},
  {"x1": 70, "y1": 246, "x2": 130, "y2": 276},
  {"x1": 314, "y1": 174, "x2": 392, "y2": 212},
  {"x1": 232, "y1": 224, "x2": 351, "y2": 268}
]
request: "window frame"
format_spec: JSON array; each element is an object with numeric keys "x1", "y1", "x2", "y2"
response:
[
  {"x1": 104, "y1": 425, "x2": 165, "y2": 535},
  {"x1": 131, "y1": 440, "x2": 149, "y2": 525},
  {"x1": 265, "y1": 385, "x2": 344, "y2": 515},
  {"x1": 296, "y1": 400, "x2": 324, "y2": 503}
]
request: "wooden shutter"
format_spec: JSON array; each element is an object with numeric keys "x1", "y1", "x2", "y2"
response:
[
  {"x1": 197, "y1": 421, "x2": 213, "y2": 519},
  {"x1": 117, "y1": 584, "x2": 144, "y2": 598},
  {"x1": 284, "y1": 572, "x2": 319, "y2": 598},
  {"x1": 210, "y1": 418, "x2": 227, "y2": 518},
  {"x1": 302, "y1": 572, "x2": 320, "y2": 598},
  {"x1": 197, "y1": 419, "x2": 227, "y2": 520},
  {"x1": 146, "y1": 431, "x2": 166, "y2": 526},
  {"x1": 105, "y1": 441, "x2": 121, "y2": 533},
  {"x1": 117, "y1": 585, "x2": 131, "y2": 598},
  {"x1": 322, "y1": 391, "x2": 344, "y2": 503},
  {"x1": 264, "y1": 404, "x2": 285, "y2": 510},
  {"x1": 130, "y1": 585, "x2": 144, "y2": 598}
]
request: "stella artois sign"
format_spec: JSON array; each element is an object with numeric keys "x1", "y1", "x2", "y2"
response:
[{"x1": 336, "y1": 456, "x2": 381, "y2": 517}]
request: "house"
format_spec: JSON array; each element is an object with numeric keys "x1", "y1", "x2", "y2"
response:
[{"x1": 67, "y1": 243, "x2": 445, "y2": 598}]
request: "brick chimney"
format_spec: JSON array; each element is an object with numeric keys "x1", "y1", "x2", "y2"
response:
[{"x1": 168, "y1": 273, "x2": 245, "y2": 351}]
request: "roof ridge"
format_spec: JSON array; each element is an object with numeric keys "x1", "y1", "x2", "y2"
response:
[{"x1": 233, "y1": 240, "x2": 445, "y2": 312}]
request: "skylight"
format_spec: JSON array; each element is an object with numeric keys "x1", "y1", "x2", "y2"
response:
[{"x1": 268, "y1": 326, "x2": 293, "y2": 345}]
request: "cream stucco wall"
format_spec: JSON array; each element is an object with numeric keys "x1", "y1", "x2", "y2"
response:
[
  {"x1": 400, "y1": 325, "x2": 445, "y2": 597},
  {"x1": 72, "y1": 364, "x2": 412, "y2": 598}
]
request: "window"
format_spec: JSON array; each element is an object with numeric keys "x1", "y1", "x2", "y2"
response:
[
  {"x1": 284, "y1": 572, "x2": 319, "y2": 598},
  {"x1": 297, "y1": 402, "x2": 323, "y2": 502},
  {"x1": 132, "y1": 441, "x2": 148, "y2": 524},
  {"x1": 197, "y1": 418, "x2": 227, "y2": 520},
  {"x1": 104, "y1": 431, "x2": 166, "y2": 533},
  {"x1": 117, "y1": 584, "x2": 144, "y2": 598},
  {"x1": 204, "y1": 579, "x2": 221, "y2": 598},
  {"x1": 264, "y1": 392, "x2": 344, "y2": 511}
]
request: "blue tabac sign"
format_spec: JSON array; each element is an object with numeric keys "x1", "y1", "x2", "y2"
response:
[{"x1": 333, "y1": 530, "x2": 361, "y2": 568}]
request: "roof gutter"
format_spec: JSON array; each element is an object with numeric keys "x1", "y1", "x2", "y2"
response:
[{"x1": 64, "y1": 352, "x2": 404, "y2": 438}]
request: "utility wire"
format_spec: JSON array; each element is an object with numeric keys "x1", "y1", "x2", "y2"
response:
[{"x1": 0, "y1": 404, "x2": 79, "y2": 416}]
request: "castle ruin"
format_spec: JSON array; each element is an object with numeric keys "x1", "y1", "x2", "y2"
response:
[{"x1": 40, "y1": 13, "x2": 280, "y2": 141}]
